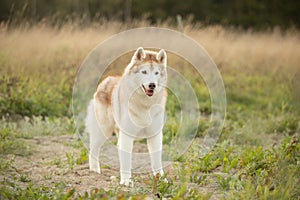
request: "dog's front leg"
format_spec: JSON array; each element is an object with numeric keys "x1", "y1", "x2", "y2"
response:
[
  {"x1": 147, "y1": 132, "x2": 164, "y2": 176},
  {"x1": 118, "y1": 132, "x2": 134, "y2": 187}
]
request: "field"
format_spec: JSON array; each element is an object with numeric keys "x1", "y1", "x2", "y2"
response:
[{"x1": 0, "y1": 21, "x2": 300, "y2": 199}]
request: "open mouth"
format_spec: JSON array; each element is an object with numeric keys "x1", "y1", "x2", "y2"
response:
[{"x1": 142, "y1": 85, "x2": 154, "y2": 97}]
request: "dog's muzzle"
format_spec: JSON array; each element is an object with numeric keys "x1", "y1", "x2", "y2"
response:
[{"x1": 142, "y1": 83, "x2": 156, "y2": 97}]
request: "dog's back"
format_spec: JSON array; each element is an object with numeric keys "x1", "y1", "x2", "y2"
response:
[{"x1": 94, "y1": 76, "x2": 121, "y2": 106}]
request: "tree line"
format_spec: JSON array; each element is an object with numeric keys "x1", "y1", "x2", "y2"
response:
[{"x1": 0, "y1": 0, "x2": 299, "y2": 29}]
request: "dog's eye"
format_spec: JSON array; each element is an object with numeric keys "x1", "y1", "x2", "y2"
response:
[
  {"x1": 141, "y1": 70, "x2": 147, "y2": 74},
  {"x1": 155, "y1": 71, "x2": 159, "y2": 75}
]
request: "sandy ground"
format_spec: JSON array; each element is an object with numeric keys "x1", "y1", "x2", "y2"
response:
[
  {"x1": 1, "y1": 135, "x2": 221, "y2": 198},
  {"x1": 1, "y1": 135, "x2": 169, "y2": 195}
]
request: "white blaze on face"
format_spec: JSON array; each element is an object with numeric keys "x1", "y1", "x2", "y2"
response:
[
  {"x1": 139, "y1": 64, "x2": 164, "y2": 97},
  {"x1": 125, "y1": 47, "x2": 167, "y2": 97}
]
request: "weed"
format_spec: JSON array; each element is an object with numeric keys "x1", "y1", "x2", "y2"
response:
[
  {"x1": 76, "y1": 148, "x2": 88, "y2": 165},
  {"x1": 66, "y1": 152, "x2": 76, "y2": 170},
  {"x1": 217, "y1": 174, "x2": 231, "y2": 191},
  {"x1": 49, "y1": 157, "x2": 63, "y2": 168}
]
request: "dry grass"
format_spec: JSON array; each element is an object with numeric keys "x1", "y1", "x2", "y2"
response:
[
  {"x1": 0, "y1": 25, "x2": 113, "y2": 81},
  {"x1": 1, "y1": 22, "x2": 299, "y2": 79},
  {"x1": 187, "y1": 26, "x2": 300, "y2": 75}
]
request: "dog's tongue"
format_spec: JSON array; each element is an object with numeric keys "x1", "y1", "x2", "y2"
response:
[{"x1": 146, "y1": 89, "x2": 154, "y2": 96}]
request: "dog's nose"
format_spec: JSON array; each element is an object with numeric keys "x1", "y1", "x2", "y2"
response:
[{"x1": 149, "y1": 83, "x2": 156, "y2": 90}]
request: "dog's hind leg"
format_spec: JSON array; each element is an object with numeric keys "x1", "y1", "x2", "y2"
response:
[
  {"x1": 85, "y1": 100, "x2": 109, "y2": 174},
  {"x1": 89, "y1": 134, "x2": 104, "y2": 174}
]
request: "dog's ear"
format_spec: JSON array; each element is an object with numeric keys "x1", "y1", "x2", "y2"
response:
[
  {"x1": 124, "y1": 47, "x2": 145, "y2": 75},
  {"x1": 132, "y1": 47, "x2": 146, "y2": 62},
  {"x1": 156, "y1": 49, "x2": 167, "y2": 66}
]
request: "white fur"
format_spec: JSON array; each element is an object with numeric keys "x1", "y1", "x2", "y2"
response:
[{"x1": 85, "y1": 47, "x2": 167, "y2": 186}]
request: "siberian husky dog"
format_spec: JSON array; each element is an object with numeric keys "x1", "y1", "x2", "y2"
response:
[{"x1": 85, "y1": 47, "x2": 168, "y2": 186}]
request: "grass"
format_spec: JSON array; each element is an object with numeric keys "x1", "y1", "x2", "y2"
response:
[{"x1": 0, "y1": 20, "x2": 300, "y2": 199}]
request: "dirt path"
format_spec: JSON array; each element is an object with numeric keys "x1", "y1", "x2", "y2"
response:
[
  {"x1": 0, "y1": 135, "x2": 223, "y2": 199},
  {"x1": 1, "y1": 135, "x2": 176, "y2": 195}
]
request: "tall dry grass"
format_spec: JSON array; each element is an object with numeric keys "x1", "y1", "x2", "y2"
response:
[
  {"x1": 188, "y1": 26, "x2": 300, "y2": 76},
  {"x1": 1, "y1": 22, "x2": 299, "y2": 80},
  {"x1": 0, "y1": 24, "x2": 116, "y2": 82}
]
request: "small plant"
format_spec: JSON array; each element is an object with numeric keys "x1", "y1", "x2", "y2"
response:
[
  {"x1": 19, "y1": 174, "x2": 31, "y2": 183},
  {"x1": 190, "y1": 172, "x2": 208, "y2": 185},
  {"x1": 49, "y1": 157, "x2": 63, "y2": 168},
  {"x1": 152, "y1": 173, "x2": 174, "y2": 198},
  {"x1": 0, "y1": 155, "x2": 15, "y2": 171},
  {"x1": 66, "y1": 152, "x2": 76, "y2": 170},
  {"x1": 216, "y1": 174, "x2": 231, "y2": 191},
  {"x1": 76, "y1": 148, "x2": 88, "y2": 165}
]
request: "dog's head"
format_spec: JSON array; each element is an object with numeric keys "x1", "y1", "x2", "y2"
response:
[{"x1": 124, "y1": 47, "x2": 167, "y2": 97}]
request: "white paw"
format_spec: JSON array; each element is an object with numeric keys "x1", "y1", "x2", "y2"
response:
[
  {"x1": 162, "y1": 178, "x2": 168, "y2": 183},
  {"x1": 120, "y1": 178, "x2": 134, "y2": 187},
  {"x1": 89, "y1": 157, "x2": 101, "y2": 174},
  {"x1": 89, "y1": 166, "x2": 101, "y2": 174},
  {"x1": 110, "y1": 176, "x2": 118, "y2": 182},
  {"x1": 89, "y1": 163, "x2": 101, "y2": 174}
]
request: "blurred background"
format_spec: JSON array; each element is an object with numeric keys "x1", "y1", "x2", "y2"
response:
[{"x1": 0, "y1": 0, "x2": 299, "y2": 30}]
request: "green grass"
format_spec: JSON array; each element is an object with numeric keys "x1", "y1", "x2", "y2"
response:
[
  {"x1": 0, "y1": 127, "x2": 32, "y2": 156},
  {"x1": 0, "y1": 75, "x2": 73, "y2": 118}
]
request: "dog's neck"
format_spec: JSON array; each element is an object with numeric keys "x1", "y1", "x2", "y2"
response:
[{"x1": 113, "y1": 76, "x2": 166, "y2": 129}]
